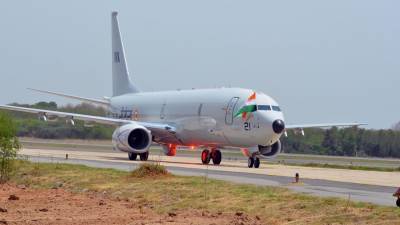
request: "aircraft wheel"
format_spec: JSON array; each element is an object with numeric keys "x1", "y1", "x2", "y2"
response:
[
  {"x1": 128, "y1": 152, "x2": 137, "y2": 161},
  {"x1": 396, "y1": 198, "x2": 400, "y2": 207},
  {"x1": 201, "y1": 149, "x2": 211, "y2": 164},
  {"x1": 248, "y1": 157, "x2": 254, "y2": 168},
  {"x1": 254, "y1": 158, "x2": 260, "y2": 168},
  {"x1": 139, "y1": 151, "x2": 149, "y2": 161},
  {"x1": 211, "y1": 149, "x2": 222, "y2": 165}
]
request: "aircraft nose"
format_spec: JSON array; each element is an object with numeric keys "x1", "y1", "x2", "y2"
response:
[{"x1": 272, "y1": 119, "x2": 285, "y2": 134}]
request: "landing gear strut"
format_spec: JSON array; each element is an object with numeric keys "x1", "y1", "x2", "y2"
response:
[
  {"x1": 248, "y1": 157, "x2": 260, "y2": 168},
  {"x1": 201, "y1": 149, "x2": 222, "y2": 165}
]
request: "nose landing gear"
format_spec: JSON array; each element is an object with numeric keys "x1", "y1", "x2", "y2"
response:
[
  {"x1": 248, "y1": 157, "x2": 260, "y2": 168},
  {"x1": 201, "y1": 149, "x2": 222, "y2": 165}
]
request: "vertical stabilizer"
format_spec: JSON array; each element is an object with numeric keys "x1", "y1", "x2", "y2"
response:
[{"x1": 112, "y1": 11, "x2": 139, "y2": 96}]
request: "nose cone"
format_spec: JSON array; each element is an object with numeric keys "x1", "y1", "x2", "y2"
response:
[{"x1": 272, "y1": 119, "x2": 285, "y2": 134}]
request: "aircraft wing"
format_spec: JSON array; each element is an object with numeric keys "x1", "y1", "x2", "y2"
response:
[
  {"x1": 285, "y1": 122, "x2": 367, "y2": 130},
  {"x1": 27, "y1": 88, "x2": 110, "y2": 107},
  {"x1": 0, "y1": 105, "x2": 176, "y2": 137}
]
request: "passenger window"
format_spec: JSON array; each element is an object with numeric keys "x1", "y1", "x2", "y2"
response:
[{"x1": 272, "y1": 106, "x2": 281, "y2": 111}]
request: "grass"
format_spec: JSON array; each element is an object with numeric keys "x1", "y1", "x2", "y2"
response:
[
  {"x1": 130, "y1": 163, "x2": 170, "y2": 178},
  {"x1": 8, "y1": 160, "x2": 400, "y2": 224},
  {"x1": 300, "y1": 163, "x2": 400, "y2": 172}
]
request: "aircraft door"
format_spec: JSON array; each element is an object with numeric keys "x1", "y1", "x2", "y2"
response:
[
  {"x1": 225, "y1": 97, "x2": 239, "y2": 125},
  {"x1": 160, "y1": 103, "x2": 166, "y2": 120}
]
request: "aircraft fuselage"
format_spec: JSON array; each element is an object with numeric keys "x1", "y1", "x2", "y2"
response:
[{"x1": 110, "y1": 87, "x2": 285, "y2": 149}]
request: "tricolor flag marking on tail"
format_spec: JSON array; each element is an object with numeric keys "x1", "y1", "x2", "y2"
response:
[{"x1": 234, "y1": 92, "x2": 257, "y2": 121}]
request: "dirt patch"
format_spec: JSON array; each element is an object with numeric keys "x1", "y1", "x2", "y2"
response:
[{"x1": 0, "y1": 184, "x2": 261, "y2": 225}]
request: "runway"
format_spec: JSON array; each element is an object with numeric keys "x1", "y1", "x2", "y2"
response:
[{"x1": 20, "y1": 148, "x2": 400, "y2": 207}]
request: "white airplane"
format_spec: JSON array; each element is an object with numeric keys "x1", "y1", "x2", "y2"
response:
[{"x1": 0, "y1": 12, "x2": 365, "y2": 168}]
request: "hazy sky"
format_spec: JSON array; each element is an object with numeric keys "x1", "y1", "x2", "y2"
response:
[{"x1": 0, "y1": 1, "x2": 399, "y2": 129}]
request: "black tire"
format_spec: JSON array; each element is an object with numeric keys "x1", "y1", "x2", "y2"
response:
[
  {"x1": 211, "y1": 150, "x2": 222, "y2": 165},
  {"x1": 396, "y1": 198, "x2": 400, "y2": 207},
  {"x1": 254, "y1": 158, "x2": 260, "y2": 168},
  {"x1": 248, "y1": 157, "x2": 254, "y2": 168},
  {"x1": 128, "y1": 152, "x2": 137, "y2": 161},
  {"x1": 201, "y1": 149, "x2": 211, "y2": 164},
  {"x1": 139, "y1": 151, "x2": 149, "y2": 161}
]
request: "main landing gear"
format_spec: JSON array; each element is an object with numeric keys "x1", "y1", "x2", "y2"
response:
[
  {"x1": 248, "y1": 157, "x2": 260, "y2": 168},
  {"x1": 201, "y1": 149, "x2": 222, "y2": 165},
  {"x1": 128, "y1": 152, "x2": 149, "y2": 161}
]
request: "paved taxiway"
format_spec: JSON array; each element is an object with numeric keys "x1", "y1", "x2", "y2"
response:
[
  {"x1": 20, "y1": 148, "x2": 399, "y2": 207},
  {"x1": 20, "y1": 138, "x2": 400, "y2": 169}
]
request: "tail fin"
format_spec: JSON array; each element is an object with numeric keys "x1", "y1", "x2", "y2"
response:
[{"x1": 111, "y1": 11, "x2": 139, "y2": 96}]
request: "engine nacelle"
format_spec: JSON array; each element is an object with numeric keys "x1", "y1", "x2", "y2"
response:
[
  {"x1": 112, "y1": 124, "x2": 152, "y2": 153},
  {"x1": 258, "y1": 139, "x2": 282, "y2": 158}
]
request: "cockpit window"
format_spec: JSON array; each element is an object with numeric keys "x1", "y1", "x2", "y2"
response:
[
  {"x1": 272, "y1": 106, "x2": 281, "y2": 112},
  {"x1": 255, "y1": 105, "x2": 280, "y2": 112},
  {"x1": 257, "y1": 105, "x2": 271, "y2": 111}
]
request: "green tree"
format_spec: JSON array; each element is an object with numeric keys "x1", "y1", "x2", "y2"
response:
[
  {"x1": 322, "y1": 127, "x2": 341, "y2": 155},
  {"x1": 33, "y1": 101, "x2": 58, "y2": 110},
  {"x1": 340, "y1": 127, "x2": 357, "y2": 156},
  {"x1": 0, "y1": 112, "x2": 20, "y2": 183}
]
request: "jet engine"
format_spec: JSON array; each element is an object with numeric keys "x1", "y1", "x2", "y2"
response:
[
  {"x1": 112, "y1": 124, "x2": 152, "y2": 153},
  {"x1": 258, "y1": 139, "x2": 282, "y2": 158}
]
